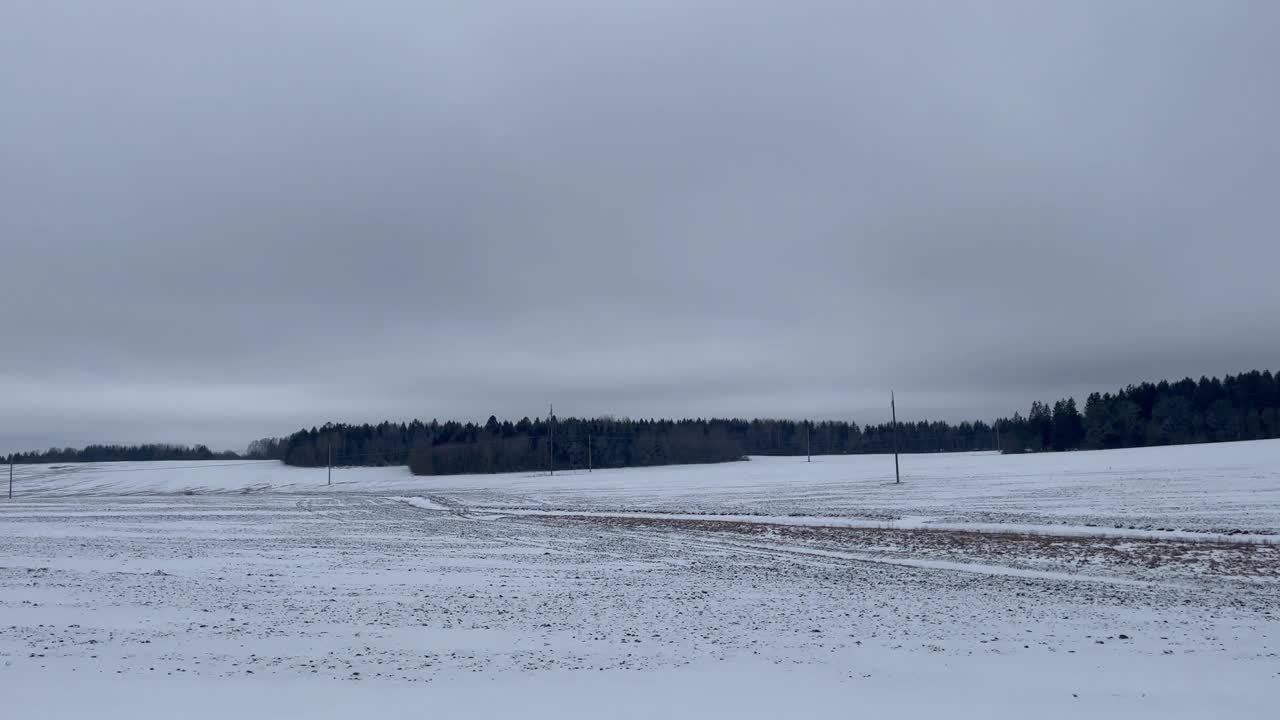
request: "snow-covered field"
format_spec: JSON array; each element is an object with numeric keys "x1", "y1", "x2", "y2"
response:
[
  {"x1": 2, "y1": 441, "x2": 1278, "y2": 717},
  {"x1": 12, "y1": 439, "x2": 1280, "y2": 535}
]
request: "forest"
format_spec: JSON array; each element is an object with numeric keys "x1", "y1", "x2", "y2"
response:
[
  {"x1": 9, "y1": 370, "x2": 1279, "y2": 472},
  {"x1": 262, "y1": 370, "x2": 1280, "y2": 475},
  {"x1": 7, "y1": 443, "x2": 241, "y2": 464}
]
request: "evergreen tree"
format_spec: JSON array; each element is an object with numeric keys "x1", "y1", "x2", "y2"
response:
[{"x1": 14, "y1": 369, "x2": 1279, "y2": 471}]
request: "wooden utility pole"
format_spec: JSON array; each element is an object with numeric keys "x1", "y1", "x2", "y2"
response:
[
  {"x1": 327, "y1": 441, "x2": 332, "y2": 486},
  {"x1": 549, "y1": 404, "x2": 555, "y2": 476},
  {"x1": 994, "y1": 422, "x2": 1002, "y2": 454},
  {"x1": 806, "y1": 422, "x2": 811, "y2": 462},
  {"x1": 8, "y1": 456, "x2": 12, "y2": 500},
  {"x1": 891, "y1": 391, "x2": 901, "y2": 484},
  {"x1": 588, "y1": 435, "x2": 593, "y2": 473}
]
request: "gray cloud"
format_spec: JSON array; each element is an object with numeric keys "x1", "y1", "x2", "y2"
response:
[{"x1": 2, "y1": 1, "x2": 1278, "y2": 451}]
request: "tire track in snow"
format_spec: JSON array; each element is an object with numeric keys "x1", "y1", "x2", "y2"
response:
[
  {"x1": 517, "y1": 514, "x2": 1183, "y2": 588},
  {"x1": 386, "y1": 496, "x2": 1174, "y2": 585}
]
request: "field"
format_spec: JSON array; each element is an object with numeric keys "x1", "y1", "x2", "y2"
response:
[{"x1": 2, "y1": 441, "x2": 1278, "y2": 718}]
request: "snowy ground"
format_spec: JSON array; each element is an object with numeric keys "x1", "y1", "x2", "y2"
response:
[
  {"x1": 2, "y1": 441, "x2": 1278, "y2": 717},
  {"x1": 12, "y1": 439, "x2": 1280, "y2": 535}
]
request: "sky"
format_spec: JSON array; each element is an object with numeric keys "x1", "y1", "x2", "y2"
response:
[{"x1": 2, "y1": 1, "x2": 1278, "y2": 453}]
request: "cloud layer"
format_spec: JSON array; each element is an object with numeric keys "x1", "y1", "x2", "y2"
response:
[{"x1": 3, "y1": 1, "x2": 1278, "y2": 451}]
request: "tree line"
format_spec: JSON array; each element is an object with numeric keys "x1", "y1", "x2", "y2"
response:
[
  {"x1": 263, "y1": 369, "x2": 1280, "y2": 475},
  {"x1": 994, "y1": 371, "x2": 1280, "y2": 452},
  {"x1": 262, "y1": 416, "x2": 1007, "y2": 473},
  {"x1": 9, "y1": 370, "x2": 1279, "y2": 470},
  {"x1": 987, "y1": 371, "x2": 1280, "y2": 452},
  {"x1": 6, "y1": 443, "x2": 241, "y2": 464},
  {"x1": 1080, "y1": 371, "x2": 1280, "y2": 449}
]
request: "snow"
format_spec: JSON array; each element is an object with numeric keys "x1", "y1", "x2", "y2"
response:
[
  {"x1": 10, "y1": 439, "x2": 1280, "y2": 535},
  {"x1": 3, "y1": 440, "x2": 1279, "y2": 717},
  {"x1": 387, "y1": 495, "x2": 452, "y2": 512},
  {"x1": 4, "y1": 651, "x2": 1273, "y2": 720},
  {"x1": 482, "y1": 508, "x2": 1277, "y2": 543}
]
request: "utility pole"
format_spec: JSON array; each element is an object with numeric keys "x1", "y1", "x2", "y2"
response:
[
  {"x1": 806, "y1": 422, "x2": 811, "y2": 462},
  {"x1": 8, "y1": 456, "x2": 12, "y2": 500},
  {"x1": 891, "y1": 391, "x2": 901, "y2": 484},
  {"x1": 994, "y1": 422, "x2": 1001, "y2": 454},
  {"x1": 588, "y1": 435, "x2": 593, "y2": 473},
  {"x1": 549, "y1": 404, "x2": 555, "y2": 477},
  {"x1": 327, "y1": 441, "x2": 332, "y2": 486}
]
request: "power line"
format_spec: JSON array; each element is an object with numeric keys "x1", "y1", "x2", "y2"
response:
[{"x1": 891, "y1": 390, "x2": 901, "y2": 484}]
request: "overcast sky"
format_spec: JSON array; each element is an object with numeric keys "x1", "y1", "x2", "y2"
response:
[{"x1": 2, "y1": 1, "x2": 1278, "y2": 452}]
